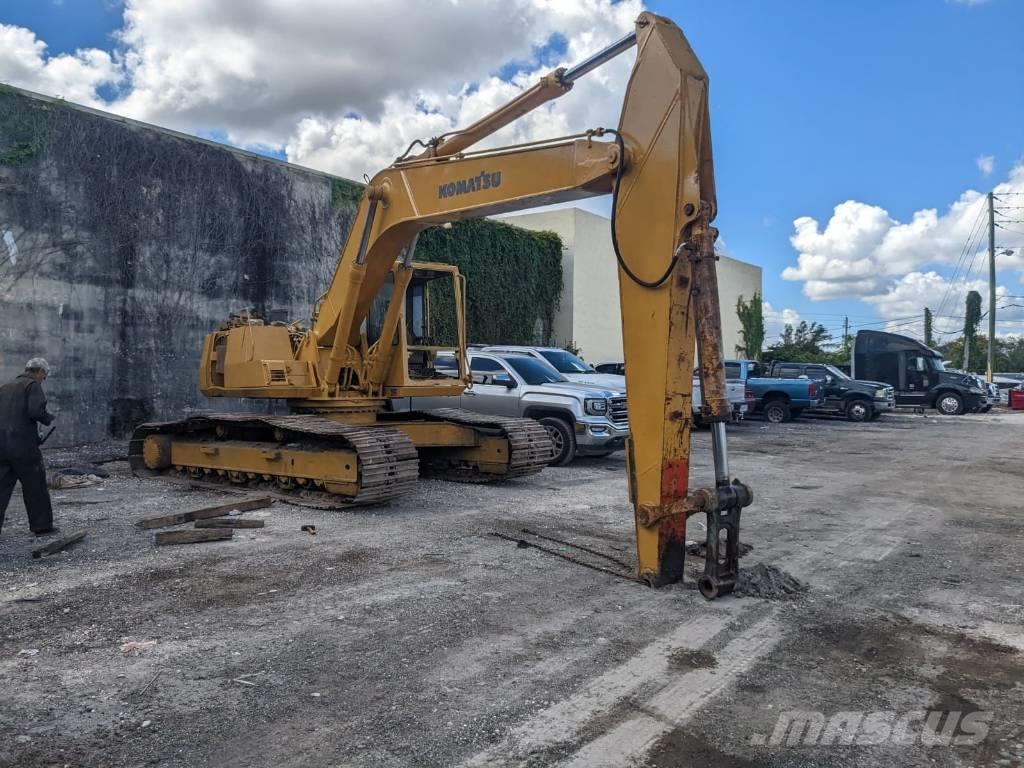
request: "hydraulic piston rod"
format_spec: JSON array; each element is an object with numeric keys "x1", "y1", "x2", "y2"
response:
[
  {"x1": 560, "y1": 32, "x2": 638, "y2": 84},
  {"x1": 688, "y1": 204, "x2": 751, "y2": 598},
  {"x1": 422, "y1": 31, "x2": 638, "y2": 160}
]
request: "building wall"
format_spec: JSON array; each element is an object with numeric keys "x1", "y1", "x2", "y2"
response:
[
  {"x1": 717, "y1": 254, "x2": 764, "y2": 358},
  {"x1": 0, "y1": 86, "x2": 568, "y2": 447},
  {"x1": 501, "y1": 208, "x2": 763, "y2": 364}
]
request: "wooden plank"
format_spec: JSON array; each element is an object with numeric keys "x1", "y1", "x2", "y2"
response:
[
  {"x1": 154, "y1": 529, "x2": 234, "y2": 546},
  {"x1": 194, "y1": 518, "x2": 265, "y2": 529},
  {"x1": 136, "y1": 496, "x2": 272, "y2": 529},
  {"x1": 32, "y1": 530, "x2": 87, "y2": 559}
]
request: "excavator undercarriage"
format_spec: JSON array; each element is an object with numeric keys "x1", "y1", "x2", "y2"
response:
[{"x1": 131, "y1": 408, "x2": 553, "y2": 507}]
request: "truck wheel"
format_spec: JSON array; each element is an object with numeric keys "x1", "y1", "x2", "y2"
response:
[
  {"x1": 538, "y1": 416, "x2": 576, "y2": 466},
  {"x1": 845, "y1": 399, "x2": 873, "y2": 422},
  {"x1": 763, "y1": 400, "x2": 791, "y2": 423},
  {"x1": 935, "y1": 392, "x2": 964, "y2": 416}
]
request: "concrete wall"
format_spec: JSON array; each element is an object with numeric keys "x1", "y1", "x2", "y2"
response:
[
  {"x1": 0, "y1": 86, "x2": 356, "y2": 446},
  {"x1": 501, "y1": 208, "x2": 763, "y2": 364}
]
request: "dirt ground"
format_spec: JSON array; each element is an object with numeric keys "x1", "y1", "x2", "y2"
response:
[{"x1": 1, "y1": 409, "x2": 1022, "y2": 768}]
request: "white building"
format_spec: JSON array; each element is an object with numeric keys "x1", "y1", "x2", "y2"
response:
[{"x1": 500, "y1": 208, "x2": 763, "y2": 363}]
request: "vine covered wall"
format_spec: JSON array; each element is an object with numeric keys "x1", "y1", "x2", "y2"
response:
[
  {"x1": 0, "y1": 86, "x2": 563, "y2": 445},
  {"x1": 416, "y1": 219, "x2": 563, "y2": 346}
]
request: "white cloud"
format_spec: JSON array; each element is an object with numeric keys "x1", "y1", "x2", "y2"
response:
[
  {"x1": 782, "y1": 163, "x2": 1024, "y2": 307},
  {"x1": 763, "y1": 302, "x2": 801, "y2": 342},
  {"x1": 780, "y1": 162, "x2": 1024, "y2": 339},
  {"x1": 0, "y1": 24, "x2": 121, "y2": 107},
  {"x1": 977, "y1": 154, "x2": 994, "y2": 176},
  {"x1": 859, "y1": 271, "x2": 1024, "y2": 340},
  {"x1": 0, "y1": 0, "x2": 645, "y2": 178}
]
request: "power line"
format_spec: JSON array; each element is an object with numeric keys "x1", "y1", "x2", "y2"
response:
[{"x1": 936, "y1": 197, "x2": 987, "y2": 322}]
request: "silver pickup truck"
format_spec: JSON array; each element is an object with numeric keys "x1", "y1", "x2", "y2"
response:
[{"x1": 389, "y1": 351, "x2": 629, "y2": 466}]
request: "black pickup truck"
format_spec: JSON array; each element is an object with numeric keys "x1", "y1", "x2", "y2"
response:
[{"x1": 765, "y1": 361, "x2": 895, "y2": 422}]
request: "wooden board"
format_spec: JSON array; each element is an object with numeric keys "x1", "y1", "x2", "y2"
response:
[
  {"x1": 136, "y1": 496, "x2": 272, "y2": 529},
  {"x1": 154, "y1": 529, "x2": 234, "y2": 546},
  {"x1": 194, "y1": 518, "x2": 265, "y2": 529},
  {"x1": 32, "y1": 530, "x2": 87, "y2": 559}
]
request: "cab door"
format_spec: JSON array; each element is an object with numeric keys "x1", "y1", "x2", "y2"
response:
[
  {"x1": 463, "y1": 357, "x2": 522, "y2": 416},
  {"x1": 804, "y1": 365, "x2": 841, "y2": 409},
  {"x1": 901, "y1": 353, "x2": 930, "y2": 406}
]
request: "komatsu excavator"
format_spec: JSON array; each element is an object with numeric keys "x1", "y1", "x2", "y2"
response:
[{"x1": 130, "y1": 12, "x2": 752, "y2": 597}]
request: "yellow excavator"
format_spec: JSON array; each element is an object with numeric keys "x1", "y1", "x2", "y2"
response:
[{"x1": 130, "y1": 12, "x2": 752, "y2": 597}]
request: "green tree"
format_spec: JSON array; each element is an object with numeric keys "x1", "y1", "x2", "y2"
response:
[
  {"x1": 963, "y1": 291, "x2": 982, "y2": 371},
  {"x1": 924, "y1": 307, "x2": 934, "y2": 347},
  {"x1": 765, "y1": 320, "x2": 836, "y2": 363},
  {"x1": 735, "y1": 292, "x2": 765, "y2": 361}
]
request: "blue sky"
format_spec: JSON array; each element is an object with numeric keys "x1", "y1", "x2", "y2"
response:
[
  {"x1": 654, "y1": 0, "x2": 1024, "y2": 337},
  {"x1": 2, "y1": 0, "x2": 1023, "y2": 342}
]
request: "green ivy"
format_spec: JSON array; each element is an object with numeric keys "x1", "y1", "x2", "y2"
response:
[
  {"x1": 0, "y1": 88, "x2": 56, "y2": 166},
  {"x1": 415, "y1": 219, "x2": 563, "y2": 346},
  {"x1": 330, "y1": 177, "x2": 363, "y2": 210}
]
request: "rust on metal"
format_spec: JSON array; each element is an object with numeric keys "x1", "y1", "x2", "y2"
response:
[{"x1": 687, "y1": 203, "x2": 731, "y2": 422}]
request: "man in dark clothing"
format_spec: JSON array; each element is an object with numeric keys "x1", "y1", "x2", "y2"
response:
[{"x1": 0, "y1": 358, "x2": 57, "y2": 535}]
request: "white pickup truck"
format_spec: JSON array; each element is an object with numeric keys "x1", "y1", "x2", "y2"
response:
[{"x1": 585, "y1": 356, "x2": 755, "y2": 423}]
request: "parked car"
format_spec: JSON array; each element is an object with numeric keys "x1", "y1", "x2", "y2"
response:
[
  {"x1": 594, "y1": 361, "x2": 625, "y2": 376},
  {"x1": 765, "y1": 361, "x2": 895, "y2": 422},
  {"x1": 852, "y1": 330, "x2": 986, "y2": 415},
  {"x1": 725, "y1": 359, "x2": 826, "y2": 423},
  {"x1": 480, "y1": 346, "x2": 626, "y2": 389},
  {"x1": 390, "y1": 352, "x2": 629, "y2": 466},
  {"x1": 593, "y1": 359, "x2": 754, "y2": 422}
]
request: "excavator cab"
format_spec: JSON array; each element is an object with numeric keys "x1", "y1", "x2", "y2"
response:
[{"x1": 365, "y1": 262, "x2": 471, "y2": 390}]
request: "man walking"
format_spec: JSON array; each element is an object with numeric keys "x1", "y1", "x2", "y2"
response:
[{"x1": 0, "y1": 358, "x2": 58, "y2": 536}]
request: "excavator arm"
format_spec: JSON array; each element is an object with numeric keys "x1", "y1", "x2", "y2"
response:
[{"x1": 189, "y1": 12, "x2": 752, "y2": 594}]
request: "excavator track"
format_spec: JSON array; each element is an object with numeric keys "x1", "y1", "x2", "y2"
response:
[
  {"x1": 385, "y1": 408, "x2": 553, "y2": 482},
  {"x1": 129, "y1": 414, "x2": 419, "y2": 508}
]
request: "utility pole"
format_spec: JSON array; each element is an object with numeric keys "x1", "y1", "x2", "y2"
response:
[
  {"x1": 843, "y1": 315, "x2": 849, "y2": 355},
  {"x1": 987, "y1": 191, "x2": 996, "y2": 382}
]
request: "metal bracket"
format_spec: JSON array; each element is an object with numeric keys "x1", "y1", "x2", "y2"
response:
[{"x1": 697, "y1": 481, "x2": 752, "y2": 599}]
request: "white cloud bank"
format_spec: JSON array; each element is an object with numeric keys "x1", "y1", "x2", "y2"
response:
[
  {"x1": 0, "y1": 0, "x2": 643, "y2": 178},
  {"x1": 783, "y1": 162, "x2": 1024, "y2": 336}
]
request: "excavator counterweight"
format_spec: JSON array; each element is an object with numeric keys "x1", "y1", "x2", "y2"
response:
[{"x1": 131, "y1": 12, "x2": 752, "y2": 595}]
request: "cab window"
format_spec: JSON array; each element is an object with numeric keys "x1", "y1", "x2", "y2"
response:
[{"x1": 470, "y1": 357, "x2": 504, "y2": 373}]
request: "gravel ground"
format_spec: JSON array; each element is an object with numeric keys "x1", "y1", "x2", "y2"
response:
[{"x1": 0, "y1": 409, "x2": 1021, "y2": 767}]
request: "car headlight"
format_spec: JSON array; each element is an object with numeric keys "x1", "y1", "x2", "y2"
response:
[
  {"x1": 968, "y1": 387, "x2": 983, "y2": 394},
  {"x1": 584, "y1": 398, "x2": 608, "y2": 415},
  {"x1": 875, "y1": 389, "x2": 888, "y2": 398}
]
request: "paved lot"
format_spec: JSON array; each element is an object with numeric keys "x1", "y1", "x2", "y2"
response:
[{"x1": 1, "y1": 410, "x2": 1022, "y2": 767}]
